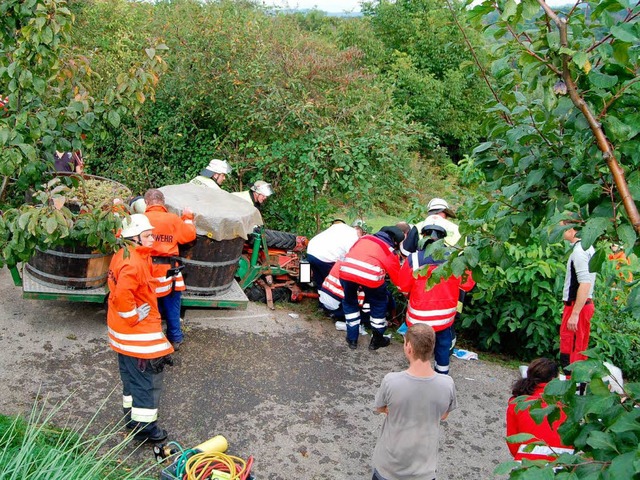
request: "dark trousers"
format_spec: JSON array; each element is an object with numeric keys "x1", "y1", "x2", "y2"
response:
[
  {"x1": 307, "y1": 254, "x2": 334, "y2": 291},
  {"x1": 342, "y1": 280, "x2": 388, "y2": 342},
  {"x1": 118, "y1": 353, "x2": 165, "y2": 436}
]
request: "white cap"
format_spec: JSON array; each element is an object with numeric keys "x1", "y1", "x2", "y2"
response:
[
  {"x1": 121, "y1": 214, "x2": 154, "y2": 238},
  {"x1": 251, "y1": 180, "x2": 273, "y2": 197},
  {"x1": 201, "y1": 159, "x2": 232, "y2": 177},
  {"x1": 427, "y1": 198, "x2": 457, "y2": 218}
]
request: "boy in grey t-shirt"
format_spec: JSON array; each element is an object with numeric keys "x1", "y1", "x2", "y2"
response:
[{"x1": 372, "y1": 324, "x2": 457, "y2": 480}]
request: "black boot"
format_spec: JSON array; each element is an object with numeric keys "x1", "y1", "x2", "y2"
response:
[
  {"x1": 346, "y1": 338, "x2": 358, "y2": 350},
  {"x1": 369, "y1": 331, "x2": 391, "y2": 351}
]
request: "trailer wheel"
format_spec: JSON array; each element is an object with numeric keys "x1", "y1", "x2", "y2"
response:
[
  {"x1": 263, "y1": 229, "x2": 297, "y2": 250},
  {"x1": 245, "y1": 285, "x2": 290, "y2": 303}
]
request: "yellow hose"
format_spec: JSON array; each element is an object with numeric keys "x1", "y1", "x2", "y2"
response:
[{"x1": 183, "y1": 451, "x2": 248, "y2": 480}]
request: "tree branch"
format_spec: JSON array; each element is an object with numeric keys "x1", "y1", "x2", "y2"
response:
[{"x1": 537, "y1": 0, "x2": 640, "y2": 233}]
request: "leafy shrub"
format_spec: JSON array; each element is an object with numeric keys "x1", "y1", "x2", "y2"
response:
[{"x1": 460, "y1": 241, "x2": 640, "y2": 381}]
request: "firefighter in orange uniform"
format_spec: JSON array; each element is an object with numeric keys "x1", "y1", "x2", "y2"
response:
[
  {"x1": 108, "y1": 214, "x2": 174, "y2": 443},
  {"x1": 143, "y1": 189, "x2": 196, "y2": 351},
  {"x1": 339, "y1": 226, "x2": 405, "y2": 350}
]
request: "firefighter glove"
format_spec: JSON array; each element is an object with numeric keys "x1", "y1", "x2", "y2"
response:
[{"x1": 136, "y1": 303, "x2": 151, "y2": 322}]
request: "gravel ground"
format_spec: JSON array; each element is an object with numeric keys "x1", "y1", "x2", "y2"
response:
[{"x1": 0, "y1": 267, "x2": 515, "y2": 479}]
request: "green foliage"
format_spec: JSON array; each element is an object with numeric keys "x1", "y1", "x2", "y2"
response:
[
  {"x1": 497, "y1": 359, "x2": 640, "y2": 479},
  {"x1": 0, "y1": 397, "x2": 154, "y2": 479},
  {"x1": 69, "y1": 0, "x2": 421, "y2": 236},
  {"x1": 0, "y1": 0, "x2": 166, "y2": 266},
  {"x1": 0, "y1": 176, "x2": 127, "y2": 267},
  {"x1": 361, "y1": 0, "x2": 488, "y2": 160},
  {"x1": 460, "y1": 240, "x2": 564, "y2": 358},
  {"x1": 446, "y1": 0, "x2": 640, "y2": 368}
]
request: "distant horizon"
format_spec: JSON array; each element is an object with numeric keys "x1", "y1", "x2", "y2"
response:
[{"x1": 262, "y1": 0, "x2": 573, "y2": 14}]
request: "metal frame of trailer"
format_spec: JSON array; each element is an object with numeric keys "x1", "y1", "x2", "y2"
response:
[{"x1": 9, "y1": 265, "x2": 249, "y2": 309}]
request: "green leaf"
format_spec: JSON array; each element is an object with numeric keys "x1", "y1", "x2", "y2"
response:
[
  {"x1": 473, "y1": 141, "x2": 493, "y2": 154},
  {"x1": 610, "y1": 24, "x2": 639, "y2": 43},
  {"x1": 544, "y1": 378, "x2": 573, "y2": 396},
  {"x1": 579, "y1": 216, "x2": 610, "y2": 249},
  {"x1": 609, "y1": 409, "x2": 640, "y2": 434},
  {"x1": 586, "y1": 431, "x2": 617, "y2": 452},
  {"x1": 506, "y1": 432, "x2": 537, "y2": 444},
  {"x1": 603, "y1": 115, "x2": 640, "y2": 142},
  {"x1": 464, "y1": 246, "x2": 479, "y2": 267},
  {"x1": 572, "y1": 52, "x2": 589, "y2": 69},
  {"x1": 617, "y1": 224, "x2": 636, "y2": 249},
  {"x1": 145, "y1": 48, "x2": 156, "y2": 59},
  {"x1": 521, "y1": 0, "x2": 540, "y2": 20},
  {"x1": 589, "y1": 71, "x2": 618, "y2": 89},
  {"x1": 502, "y1": 0, "x2": 518, "y2": 20},
  {"x1": 107, "y1": 110, "x2": 120, "y2": 128},
  {"x1": 17, "y1": 143, "x2": 37, "y2": 162},
  {"x1": 574, "y1": 184, "x2": 601, "y2": 204},
  {"x1": 588, "y1": 248, "x2": 607, "y2": 274},
  {"x1": 45, "y1": 216, "x2": 57, "y2": 235},
  {"x1": 494, "y1": 461, "x2": 520, "y2": 475}
]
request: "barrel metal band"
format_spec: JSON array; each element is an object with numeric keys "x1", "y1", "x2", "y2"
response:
[
  {"x1": 36, "y1": 247, "x2": 109, "y2": 260},
  {"x1": 25, "y1": 263, "x2": 108, "y2": 283},
  {"x1": 176, "y1": 257, "x2": 239, "y2": 267}
]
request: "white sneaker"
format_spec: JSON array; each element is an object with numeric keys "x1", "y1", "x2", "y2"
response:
[
  {"x1": 359, "y1": 325, "x2": 368, "y2": 336},
  {"x1": 334, "y1": 321, "x2": 347, "y2": 331}
]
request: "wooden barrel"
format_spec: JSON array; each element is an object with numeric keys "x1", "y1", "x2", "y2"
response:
[
  {"x1": 178, "y1": 235, "x2": 244, "y2": 296},
  {"x1": 25, "y1": 246, "x2": 112, "y2": 290}
]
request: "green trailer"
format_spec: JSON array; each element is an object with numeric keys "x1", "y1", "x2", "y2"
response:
[{"x1": 8, "y1": 264, "x2": 249, "y2": 309}]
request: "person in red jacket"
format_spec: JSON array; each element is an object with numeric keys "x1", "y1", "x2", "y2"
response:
[
  {"x1": 108, "y1": 214, "x2": 174, "y2": 443},
  {"x1": 506, "y1": 358, "x2": 573, "y2": 461},
  {"x1": 339, "y1": 226, "x2": 404, "y2": 350},
  {"x1": 398, "y1": 219, "x2": 475, "y2": 374},
  {"x1": 143, "y1": 189, "x2": 196, "y2": 351}
]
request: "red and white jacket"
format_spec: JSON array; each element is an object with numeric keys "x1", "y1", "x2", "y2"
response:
[
  {"x1": 339, "y1": 235, "x2": 401, "y2": 288},
  {"x1": 399, "y1": 250, "x2": 474, "y2": 331},
  {"x1": 107, "y1": 245, "x2": 174, "y2": 359},
  {"x1": 144, "y1": 204, "x2": 196, "y2": 297},
  {"x1": 506, "y1": 385, "x2": 573, "y2": 461},
  {"x1": 321, "y1": 261, "x2": 365, "y2": 304}
]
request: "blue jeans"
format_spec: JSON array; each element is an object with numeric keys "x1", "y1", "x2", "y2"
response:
[
  {"x1": 157, "y1": 290, "x2": 183, "y2": 343},
  {"x1": 434, "y1": 326, "x2": 453, "y2": 374}
]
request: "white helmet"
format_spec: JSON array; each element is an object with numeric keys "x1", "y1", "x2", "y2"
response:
[
  {"x1": 121, "y1": 214, "x2": 154, "y2": 238},
  {"x1": 251, "y1": 180, "x2": 274, "y2": 197},
  {"x1": 201, "y1": 159, "x2": 232, "y2": 177},
  {"x1": 129, "y1": 196, "x2": 147, "y2": 214},
  {"x1": 427, "y1": 198, "x2": 456, "y2": 218}
]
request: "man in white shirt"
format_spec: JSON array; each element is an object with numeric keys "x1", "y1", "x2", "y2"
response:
[{"x1": 307, "y1": 220, "x2": 362, "y2": 289}]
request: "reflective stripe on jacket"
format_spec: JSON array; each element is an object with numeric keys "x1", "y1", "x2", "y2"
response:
[
  {"x1": 339, "y1": 235, "x2": 401, "y2": 288},
  {"x1": 145, "y1": 204, "x2": 196, "y2": 297},
  {"x1": 399, "y1": 250, "x2": 475, "y2": 332},
  {"x1": 107, "y1": 246, "x2": 173, "y2": 359},
  {"x1": 321, "y1": 261, "x2": 365, "y2": 304}
]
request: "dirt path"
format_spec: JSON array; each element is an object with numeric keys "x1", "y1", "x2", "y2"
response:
[{"x1": 0, "y1": 267, "x2": 514, "y2": 479}]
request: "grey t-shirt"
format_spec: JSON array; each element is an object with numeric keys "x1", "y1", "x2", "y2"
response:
[{"x1": 373, "y1": 371, "x2": 457, "y2": 480}]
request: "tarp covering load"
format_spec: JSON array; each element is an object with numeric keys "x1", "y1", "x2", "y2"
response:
[{"x1": 159, "y1": 184, "x2": 263, "y2": 241}]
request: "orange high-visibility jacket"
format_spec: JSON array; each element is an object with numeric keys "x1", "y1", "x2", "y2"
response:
[
  {"x1": 107, "y1": 245, "x2": 174, "y2": 359},
  {"x1": 339, "y1": 235, "x2": 401, "y2": 288},
  {"x1": 144, "y1": 204, "x2": 196, "y2": 297},
  {"x1": 399, "y1": 250, "x2": 475, "y2": 331}
]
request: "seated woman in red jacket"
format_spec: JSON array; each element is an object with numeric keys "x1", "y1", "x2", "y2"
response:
[{"x1": 506, "y1": 358, "x2": 574, "y2": 461}]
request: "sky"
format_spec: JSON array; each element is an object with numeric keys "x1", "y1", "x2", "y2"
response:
[{"x1": 261, "y1": 0, "x2": 572, "y2": 14}]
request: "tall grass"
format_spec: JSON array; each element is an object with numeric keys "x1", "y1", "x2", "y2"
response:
[{"x1": 0, "y1": 393, "x2": 155, "y2": 479}]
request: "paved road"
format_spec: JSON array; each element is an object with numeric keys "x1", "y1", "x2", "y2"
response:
[{"x1": 0, "y1": 267, "x2": 514, "y2": 479}]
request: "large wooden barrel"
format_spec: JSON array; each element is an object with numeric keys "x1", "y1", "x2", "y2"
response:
[
  {"x1": 178, "y1": 235, "x2": 245, "y2": 296},
  {"x1": 25, "y1": 246, "x2": 112, "y2": 290}
]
